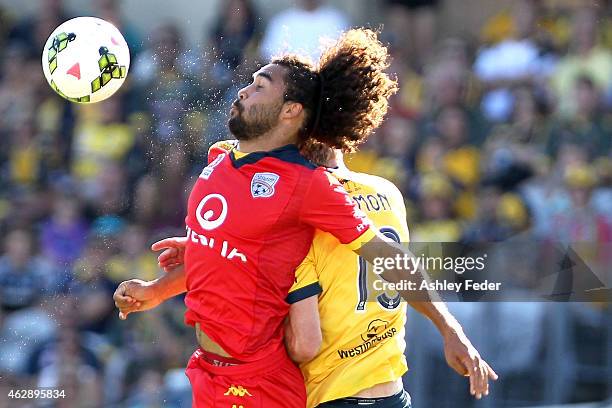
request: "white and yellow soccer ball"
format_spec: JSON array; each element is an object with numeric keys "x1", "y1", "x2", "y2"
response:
[{"x1": 42, "y1": 16, "x2": 130, "y2": 103}]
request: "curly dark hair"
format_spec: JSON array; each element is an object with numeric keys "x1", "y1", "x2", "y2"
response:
[{"x1": 272, "y1": 28, "x2": 397, "y2": 152}]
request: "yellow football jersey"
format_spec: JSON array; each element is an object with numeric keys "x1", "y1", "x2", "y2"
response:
[{"x1": 288, "y1": 167, "x2": 410, "y2": 408}]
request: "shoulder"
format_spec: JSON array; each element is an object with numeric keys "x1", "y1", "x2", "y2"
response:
[
  {"x1": 207, "y1": 140, "x2": 237, "y2": 163},
  {"x1": 208, "y1": 139, "x2": 238, "y2": 155},
  {"x1": 347, "y1": 171, "x2": 404, "y2": 199},
  {"x1": 308, "y1": 167, "x2": 343, "y2": 188}
]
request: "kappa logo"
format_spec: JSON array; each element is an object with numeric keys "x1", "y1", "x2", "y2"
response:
[
  {"x1": 250, "y1": 172, "x2": 280, "y2": 198},
  {"x1": 224, "y1": 384, "x2": 252, "y2": 397}
]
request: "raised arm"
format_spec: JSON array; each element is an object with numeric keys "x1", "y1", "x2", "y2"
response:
[
  {"x1": 356, "y1": 233, "x2": 498, "y2": 399},
  {"x1": 113, "y1": 237, "x2": 188, "y2": 319}
]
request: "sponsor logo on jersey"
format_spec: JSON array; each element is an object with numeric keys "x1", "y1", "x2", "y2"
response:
[
  {"x1": 224, "y1": 385, "x2": 252, "y2": 397},
  {"x1": 360, "y1": 319, "x2": 389, "y2": 342},
  {"x1": 250, "y1": 172, "x2": 279, "y2": 198},
  {"x1": 337, "y1": 319, "x2": 397, "y2": 359},
  {"x1": 187, "y1": 226, "x2": 247, "y2": 262},
  {"x1": 196, "y1": 193, "x2": 228, "y2": 230}
]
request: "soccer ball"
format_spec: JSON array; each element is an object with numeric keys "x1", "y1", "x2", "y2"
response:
[{"x1": 42, "y1": 17, "x2": 130, "y2": 103}]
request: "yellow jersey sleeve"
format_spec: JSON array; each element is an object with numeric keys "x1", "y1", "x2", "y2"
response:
[
  {"x1": 344, "y1": 227, "x2": 377, "y2": 251},
  {"x1": 287, "y1": 244, "x2": 322, "y2": 304}
]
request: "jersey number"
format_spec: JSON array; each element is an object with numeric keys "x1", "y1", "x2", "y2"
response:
[{"x1": 356, "y1": 226, "x2": 402, "y2": 312}]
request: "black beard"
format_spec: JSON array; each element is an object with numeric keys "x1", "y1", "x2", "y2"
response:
[{"x1": 228, "y1": 102, "x2": 282, "y2": 141}]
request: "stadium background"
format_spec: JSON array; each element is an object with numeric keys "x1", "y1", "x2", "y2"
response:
[{"x1": 0, "y1": 0, "x2": 610, "y2": 407}]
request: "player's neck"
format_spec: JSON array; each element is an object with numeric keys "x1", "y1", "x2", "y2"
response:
[
  {"x1": 326, "y1": 150, "x2": 348, "y2": 169},
  {"x1": 237, "y1": 129, "x2": 298, "y2": 153}
]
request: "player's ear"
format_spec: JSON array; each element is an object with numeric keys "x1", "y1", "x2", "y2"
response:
[{"x1": 280, "y1": 101, "x2": 303, "y2": 120}]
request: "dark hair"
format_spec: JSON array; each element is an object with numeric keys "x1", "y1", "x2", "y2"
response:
[{"x1": 272, "y1": 28, "x2": 397, "y2": 152}]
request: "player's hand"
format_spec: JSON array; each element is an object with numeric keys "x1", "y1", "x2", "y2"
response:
[
  {"x1": 113, "y1": 279, "x2": 162, "y2": 320},
  {"x1": 443, "y1": 329, "x2": 498, "y2": 399},
  {"x1": 151, "y1": 236, "x2": 187, "y2": 270}
]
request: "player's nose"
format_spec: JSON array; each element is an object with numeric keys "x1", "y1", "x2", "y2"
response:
[{"x1": 238, "y1": 88, "x2": 248, "y2": 101}]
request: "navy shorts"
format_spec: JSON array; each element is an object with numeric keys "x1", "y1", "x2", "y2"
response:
[{"x1": 317, "y1": 390, "x2": 411, "y2": 408}]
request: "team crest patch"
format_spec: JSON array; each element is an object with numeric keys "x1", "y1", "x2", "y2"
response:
[{"x1": 251, "y1": 172, "x2": 280, "y2": 198}]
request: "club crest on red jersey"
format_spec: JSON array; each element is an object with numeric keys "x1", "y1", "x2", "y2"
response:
[{"x1": 250, "y1": 172, "x2": 280, "y2": 198}]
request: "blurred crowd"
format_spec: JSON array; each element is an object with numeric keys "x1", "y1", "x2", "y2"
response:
[{"x1": 0, "y1": 0, "x2": 610, "y2": 407}]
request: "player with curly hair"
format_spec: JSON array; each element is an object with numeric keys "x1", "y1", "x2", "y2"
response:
[{"x1": 114, "y1": 28, "x2": 496, "y2": 408}]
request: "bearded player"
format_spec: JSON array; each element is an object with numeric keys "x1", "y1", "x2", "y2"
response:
[{"x1": 114, "y1": 29, "x2": 496, "y2": 407}]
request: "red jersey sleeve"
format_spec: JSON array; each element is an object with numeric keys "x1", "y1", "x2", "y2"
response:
[
  {"x1": 300, "y1": 169, "x2": 375, "y2": 249},
  {"x1": 207, "y1": 140, "x2": 238, "y2": 164}
]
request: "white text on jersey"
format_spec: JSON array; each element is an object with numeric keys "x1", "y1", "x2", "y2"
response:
[{"x1": 187, "y1": 226, "x2": 247, "y2": 262}]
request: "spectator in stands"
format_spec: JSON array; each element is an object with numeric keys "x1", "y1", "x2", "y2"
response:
[
  {"x1": 551, "y1": 164, "x2": 612, "y2": 243},
  {"x1": 551, "y1": 6, "x2": 612, "y2": 116},
  {"x1": 210, "y1": 0, "x2": 258, "y2": 71},
  {"x1": 131, "y1": 23, "x2": 202, "y2": 145},
  {"x1": 420, "y1": 54, "x2": 489, "y2": 147},
  {"x1": 123, "y1": 367, "x2": 166, "y2": 407},
  {"x1": 260, "y1": 0, "x2": 349, "y2": 61},
  {"x1": 383, "y1": 0, "x2": 439, "y2": 69},
  {"x1": 412, "y1": 172, "x2": 462, "y2": 242},
  {"x1": 106, "y1": 223, "x2": 158, "y2": 283},
  {"x1": 71, "y1": 98, "x2": 134, "y2": 191},
  {"x1": 69, "y1": 238, "x2": 118, "y2": 333},
  {"x1": 7, "y1": 0, "x2": 69, "y2": 59},
  {"x1": 0, "y1": 45, "x2": 39, "y2": 138},
  {"x1": 84, "y1": 161, "x2": 131, "y2": 219},
  {"x1": 380, "y1": 115, "x2": 418, "y2": 191},
  {"x1": 547, "y1": 75, "x2": 612, "y2": 160},
  {"x1": 94, "y1": 0, "x2": 143, "y2": 57},
  {"x1": 435, "y1": 105, "x2": 481, "y2": 191},
  {"x1": 461, "y1": 182, "x2": 515, "y2": 243},
  {"x1": 28, "y1": 299, "x2": 104, "y2": 408},
  {"x1": 40, "y1": 193, "x2": 88, "y2": 272},
  {"x1": 6, "y1": 121, "x2": 42, "y2": 189},
  {"x1": 592, "y1": 157, "x2": 612, "y2": 224},
  {"x1": 0, "y1": 229, "x2": 57, "y2": 311},
  {"x1": 474, "y1": 0, "x2": 556, "y2": 122}
]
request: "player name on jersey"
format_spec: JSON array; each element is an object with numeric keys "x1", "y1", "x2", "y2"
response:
[{"x1": 352, "y1": 193, "x2": 392, "y2": 212}]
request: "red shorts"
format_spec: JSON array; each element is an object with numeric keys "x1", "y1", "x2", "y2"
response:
[{"x1": 185, "y1": 346, "x2": 306, "y2": 408}]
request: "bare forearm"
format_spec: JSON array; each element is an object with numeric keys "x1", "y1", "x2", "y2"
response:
[
  {"x1": 358, "y1": 234, "x2": 463, "y2": 337},
  {"x1": 151, "y1": 265, "x2": 187, "y2": 301},
  {"x1": 358, "y1": 235, "x2": 425, "y2": 288},
  {"x1": 285, "y1": 297, "x2": 322, "y2": 363},
  {"x1": 409, "y1": 300, "x2": 463, "y2": 338},
  {"x1": 284, "y1": 323, "x2": 302, "y2": 362}
]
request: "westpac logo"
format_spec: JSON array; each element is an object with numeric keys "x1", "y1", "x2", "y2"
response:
[
  {"x1": 196, "y1": 193, "x2": 228, "y2": 230},
  {"x1": 251, "y1": 172, "x2": 279, "y2": 198},
  {"x1": 224, "y1": 384, "x2": 252, "y2": 397}
]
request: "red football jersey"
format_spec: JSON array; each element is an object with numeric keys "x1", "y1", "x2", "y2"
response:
[{"x1": 184, "y1": 141, "x2": 374, "y2": 361}]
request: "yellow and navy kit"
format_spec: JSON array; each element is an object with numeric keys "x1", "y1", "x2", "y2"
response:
[{"x1": 288, "y1": 167, "x2": 410, "y2": 408}]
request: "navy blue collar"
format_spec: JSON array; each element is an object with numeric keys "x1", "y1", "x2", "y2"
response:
[{"x1": 229, "y1": 144, "x2": 316, "y2": 169}]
